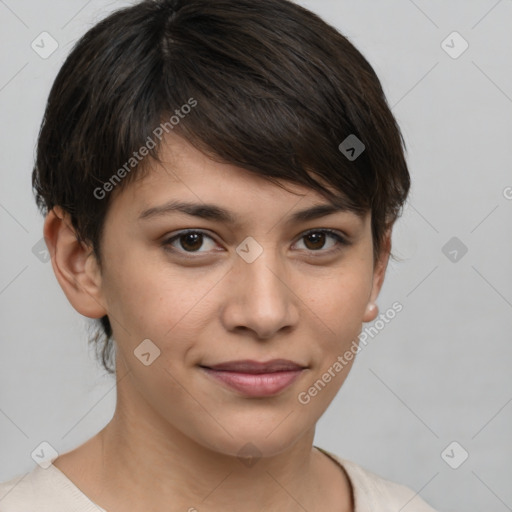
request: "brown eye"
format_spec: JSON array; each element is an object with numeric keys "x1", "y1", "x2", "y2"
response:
[
  {"x1": 163, "y1": 230, "x2": 218, "y2": 254},
  {"x1": 178, "y1": 232, "x2": 203, "y2": 252},
  {"x1": 162, "y1": 228, "x2": 349, "y2": 260},
  {"x1": 303, "y1": 232, "x2": 327, "y2": 250},
  {"x1": 295, "y1": 229, "x2": 348, "y2": 254}
]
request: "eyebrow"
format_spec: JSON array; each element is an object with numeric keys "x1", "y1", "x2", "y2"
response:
[{"x1": 138, "y1": 200, "x2": 360, "y2": 224}]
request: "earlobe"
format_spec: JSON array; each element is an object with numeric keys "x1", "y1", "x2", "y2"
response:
[
  {"x1": 362, "y1": 229, "x2": 392, "y2": 323},
  {"x1": 43, "y1": 206, "x2": 108, "y2": 319},
  {"x1": 362, "y1": 302, "x2": 379, "y2": 323}
]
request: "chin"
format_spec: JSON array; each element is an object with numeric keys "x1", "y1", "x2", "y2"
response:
[{"x1": 193, "y1": 421, "x2": 307, "y2": 461}]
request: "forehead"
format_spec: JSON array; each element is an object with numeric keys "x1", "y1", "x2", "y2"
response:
[{"x1": 108, "y1": 134, "x2": 368, "y2": 228}]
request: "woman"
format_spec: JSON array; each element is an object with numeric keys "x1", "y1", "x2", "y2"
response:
[{"x1": 0, "y1": 0, "x2": 438, "y2": 510}]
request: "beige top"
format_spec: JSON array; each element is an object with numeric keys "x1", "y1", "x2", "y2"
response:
[{"x1": 0, "y1": 446, "x2": 437, "y2": 511}]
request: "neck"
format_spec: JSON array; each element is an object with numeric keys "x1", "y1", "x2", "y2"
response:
[
  {"x1": 97, "y1": 401, "x2": 321, "y2": 511},
  {"x1": 58, "y1": 367, "x2": 353, "y2": 512}
]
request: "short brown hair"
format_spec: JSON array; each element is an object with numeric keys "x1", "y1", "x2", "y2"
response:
[{"x1": 32, "y1": 0, "x2": 410, "y2": 374}]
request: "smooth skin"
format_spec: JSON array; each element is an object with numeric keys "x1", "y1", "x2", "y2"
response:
[{"x1": 44, "y1": 134, "x2": 391, "y2": 512}]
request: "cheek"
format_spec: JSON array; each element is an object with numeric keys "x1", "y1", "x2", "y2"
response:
[
  {"x1": 305, "y1": 262, "x2": 373, "y2": 332},
  {"x1": 102, "y1": 253, "x2": 222, "y2": 358},
  {"x1": 294, "y1": 270, "x2": 372, "y2": 411},
  {"x1": 299, "y1": 261, "x2": 373, "y2": 402}
]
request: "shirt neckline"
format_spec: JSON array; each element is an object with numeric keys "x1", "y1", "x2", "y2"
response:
[
  {"x1": 44, "y1": 462, "x2": 108, "y2": 512},
  {"x1": 313, "y1": 445, "x2": 359, "y2": 511},
  {"x1": 46, "y1": 447, "x2": 359, "y2": 512}
]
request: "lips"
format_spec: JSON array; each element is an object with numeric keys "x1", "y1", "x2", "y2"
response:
[
  {"x1": 203, "y1": 359, "x2": 305, "y2": 373},
  {"x1": 200, "y1": 359, "x2": 306, "y2": 397}
]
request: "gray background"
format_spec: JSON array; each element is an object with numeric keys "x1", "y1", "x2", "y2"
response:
[{"x1": 1, "y1": 1, "x2": 511, "y2": 511}]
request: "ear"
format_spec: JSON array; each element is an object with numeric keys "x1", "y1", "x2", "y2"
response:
[
  {"x1": 362, "y1": 227, "x2": 392, "y2": 323},
  {"x1": 43, "y1": 206, "x2": 107, "y2": 319}
]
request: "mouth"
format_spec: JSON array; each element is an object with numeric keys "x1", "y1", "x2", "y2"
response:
[{"x1": 199, "y1": 359, "x2": 307, "y2": 397}]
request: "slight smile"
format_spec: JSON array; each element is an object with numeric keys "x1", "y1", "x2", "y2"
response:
[{"x1": 199, "y1": 359, "x2": 308, "y2": 397}]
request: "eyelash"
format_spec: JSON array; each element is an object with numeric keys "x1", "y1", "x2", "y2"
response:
[{"x1": 162, "y1": 228, "x2": 350, "y2": 259}]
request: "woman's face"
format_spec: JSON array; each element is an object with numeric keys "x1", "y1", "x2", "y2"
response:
[{"x1": 93, "y1": 134, "x2": 388, "y2": 458}]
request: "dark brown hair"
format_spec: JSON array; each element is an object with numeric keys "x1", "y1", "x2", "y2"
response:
[{"x1": 32, "y1": 0, "x2": 410, "y2": 374}]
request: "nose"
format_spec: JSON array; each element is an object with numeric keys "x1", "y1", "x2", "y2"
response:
[{"x1": 220, "y1": 247, "x2": 300, "y2": 340}]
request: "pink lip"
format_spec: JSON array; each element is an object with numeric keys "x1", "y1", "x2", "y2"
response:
[
  {"x1": 205, "y1": 359, "x2": 305, "y2": 373},
  {"x1": 200, "y1": 359, "x2": 306, "y2": 397},
  {"x1": 201, "y1": 368, "x2": 304, "y2": 396}
]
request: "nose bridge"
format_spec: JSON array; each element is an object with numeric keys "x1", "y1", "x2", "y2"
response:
[
  {"x1": 222, "y1": 236, "x2": 299, "y2": 338},
  {"x1": 240, "y1": 238, "x2": 286, "y2": 306},
  {"x1": 243, "y1": 246, "x2": 283, "y2": 298}
]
